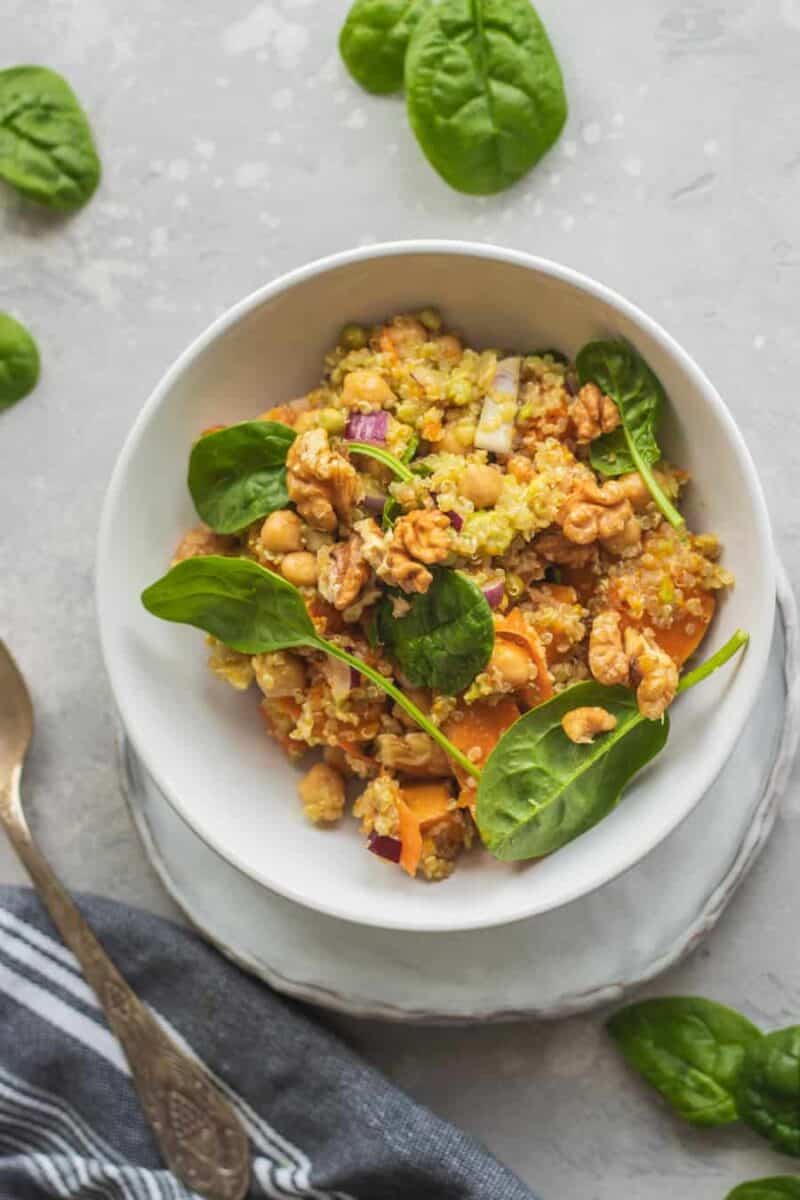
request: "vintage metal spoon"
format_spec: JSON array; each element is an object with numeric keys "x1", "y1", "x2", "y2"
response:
[{"x1": 0, "y1": 640, "x2": 250, "y2": 1200}]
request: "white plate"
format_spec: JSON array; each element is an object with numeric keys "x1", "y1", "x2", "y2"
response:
[
  {"x1": 98, "y1": 242, "x2": 775, "y2": 933},
  {"x1": 120, "y1": 568, "x2": 797, "y2": 1022}
]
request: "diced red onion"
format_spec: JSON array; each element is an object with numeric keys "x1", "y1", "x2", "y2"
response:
[
  {"x1": 482, "y1": 580, "x2": 505, "y2": 609},
  {"x1": 368, "y1": 834, "x2": 402, "y2": 863},
  {"x1": 446, "y1": 510, "x2": 464, "y2": 532},
  {"x1": 345, "y1": 411, "x2": 389, "y2": 445},
  {"x1": 362, "y1": 489, "x2": 387, "y2": 514}
]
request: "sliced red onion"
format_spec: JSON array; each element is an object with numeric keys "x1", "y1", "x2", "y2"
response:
[
  {"x1": 345, "y1": 410, "x2": 389, "y2": 445},
  {"x1": 445, "y1": 509, "x2": 464, "y2": 532},
  {"x1": 482, "y1": 580, "x2": 505, "y2": 609},
  {"x1": 368, "y1": 834, "x2": 402, "y2": 863}
]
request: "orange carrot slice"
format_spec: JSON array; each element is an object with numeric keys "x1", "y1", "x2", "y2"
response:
[
  {"x1": 651, "y1": 592, "x2": 716, "y2": 666},
  {"x1": 401, "y1": 782, "x2": 454, "y2": 831},
  {"x1": 444, "y1": 697, "x2": 521, "y2": 786},
  {"x1": 494, "y1": 610, "x2": 554, "y2": 706},
  {"x1": 397, "y1": 799, "x2": 423, "y2": 877}
]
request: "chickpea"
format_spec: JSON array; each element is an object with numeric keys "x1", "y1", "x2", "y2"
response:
[
  {"x1": 260, "y1": 510, "x2": 304, "y2": 554},
  {"x1": 491, "y1": 639, "x2": 534, "y2": 689},
  {"x1": 381, "y1": 316, "x2": 427, "y2": 357},
  {"x1": 280, "y1": 550, "x2": 318, "y2": 587},
  {"x1": 438, "y1": 420, "x2": 476, "y2": 454},
  {"x1": 341, "y1": 369, "x2": 394, "y2": 409},
  {"x1": 435, "y1": 334, "x2": 463, "y2": 364},
  {"x1": 298, "y1": 762, "x2": 346, "y2": 824},
  {"x1": 460, "y1": 463, "x2": 503, "y2": 508},
  {"x1": 253, "y1": 650, "x2": 306, "y2": 698}
]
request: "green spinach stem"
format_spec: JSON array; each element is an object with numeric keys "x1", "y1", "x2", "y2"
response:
[
  {"x1": 677, "y1": 629, "x2": 749, "y2": 694},
  {"x1": 316, "y1": 638, "x2": 481, "y2": 780},
  {"x1": 347, "y1": 442, "x2": 414, "y2": 482},
  {"x1": 624, "y1": 427, "x2": 685, "y2": 530}
]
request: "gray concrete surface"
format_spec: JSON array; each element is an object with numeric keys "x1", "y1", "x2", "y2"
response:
[{"x1": 2, "y1": 2, "x2": 799, "y2": 1197}]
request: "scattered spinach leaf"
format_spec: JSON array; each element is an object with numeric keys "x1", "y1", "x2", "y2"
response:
[
  {"x1": 376, "y1": 568, "x2": 494, "y2": 694},
  {"x1": 726, "y1": 1180, "x2": 800, "y2": 1199},
  {"x1": 188, "y1": 420, "x2": 296, "y2": 533},
  {"x1": 339, "y1": 0, "x2": 430, "y2": 94},
  {"x1": 477, "y1": 630, "x2": 748, "y2": 860},
  {"x1": 0, "y1": 66, "x2": 101, "y2": 211},
  {"x1": 0, "y1": 312, "x2": 40, "y2": 409},
  {"x1": 347, "y1": 440, "x2": 414, "y2": 481},
  {"x1": 405, "y1": 0, "x2": 567, "y2": 195},
  {"x1": 142, "y1": 556, "x2": 480, "y2": 779},
  {"x1": 401, "y1": 433, "x2": 419, "y2": 462},
  {"x1": 736, "y1": 1027, "x2": 800, "y2": 1157},
  {"x1": 576, "y1": 339, "x2": 684, "y2": 529},
  {"x1": 607, "y1": 997, "x2": 762, "y2": 1127}
]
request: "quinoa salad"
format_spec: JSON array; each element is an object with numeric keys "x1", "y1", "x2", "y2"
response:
[{"x1": 160, "y1": 310, "x2": 734, "y2": 882}]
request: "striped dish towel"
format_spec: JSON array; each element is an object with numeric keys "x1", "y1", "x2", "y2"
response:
[{"x1": 0, "y1": 885, "x2": 536, "y2": 1200}]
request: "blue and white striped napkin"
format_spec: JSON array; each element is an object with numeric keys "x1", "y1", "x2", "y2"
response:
[{"x1": 0, "y1": 885, "x2": 536, "y2": 1199}]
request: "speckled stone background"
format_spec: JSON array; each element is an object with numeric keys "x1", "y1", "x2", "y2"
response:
[{"x1": 2, "y1": 2, "x2": 800, "y2": 1197}]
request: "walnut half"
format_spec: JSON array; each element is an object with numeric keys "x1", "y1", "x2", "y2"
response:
[{"x1": 286, "y1": 428, "x2": 362, "y2": 532}]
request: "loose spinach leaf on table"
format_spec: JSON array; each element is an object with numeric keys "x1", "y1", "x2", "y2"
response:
[
  {"x1": 376, "y1": 568, "x2": 494, "y2": 694},
  {"x1": 0, "y1": 66, "x2": 101, "y2": 211},
  {"x1": 476, "y1": 631, "x2": 748, "y2": 861},
  {"x1": 405, "y1": 0, "x2": 567, "y2": 195},
  {"x1": 339, "y1": 0, "x2": 430, "y2": 94},
  {"x1": 736, "y1": 1027, "x2": 800, "y2": 1157},
  {"x1": 142, "y1": 556, "x2": 481, "y2": 779},
  {"x1": 726, "y1": 1180, "x2": 800, "y2": 1199},
  {"x1": 576, "y1": 339, "x2": 684, "y2": 529},
  {"x1": 0, "y1": 313, "x2": 40, "y2": 409},
  {"x1": 188, "y1": 421, "x2": 296, "y2": 533},
  {"x1": 607, "y1": 997, "x2": 763, "y2": 1127},
  {"x1": 476, "y1": 681, "x2": 668, "y2": 859}
]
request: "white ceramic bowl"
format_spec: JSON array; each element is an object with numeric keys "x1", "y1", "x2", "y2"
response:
[{"x1": 97, "y1": 241, "x2": 775, "y2": 933}]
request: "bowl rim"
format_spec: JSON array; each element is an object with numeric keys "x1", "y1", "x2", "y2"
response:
[{"x1": 96, "y1": 239, "x2": 776, "y2": 933}]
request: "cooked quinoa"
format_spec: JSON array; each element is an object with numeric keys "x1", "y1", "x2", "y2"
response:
[{"x1": 172, "y1": 311, "x2": 733, "y2": 882}]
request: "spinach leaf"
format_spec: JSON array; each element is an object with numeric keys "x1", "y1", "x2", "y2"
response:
[
  {"x1": 376, "y1": 568, "x2": 494, "y2": 694},
  {"x1": 736, "y1": 1027, "x2": 800, "y2": 1157},
  {"x1": 141, "y1": 555, "x2": 316, "y2": 654},
  {"x1": 477, "y1": 630, "x2": 748, "y2": 860},
  {"x1": 142, "y1": 556, "x2": 481, "y2": 779},
  {"x1": 188, "y1": 421, "x2": 296, "y2": 534},
  {"x1": 477, "y1": 681, "x2": 668, "y2": 859},
  {"x1": 340, "y1": 0, "x2": 430, "y2": 94},
  {"x1": 405, "y1": 0, "x2": 567, "y2": 195},
  {"x1": 347, "y1": 441, "x2": 414, "y2": 482},
  {"x1": 0, "y1": 313, "x2": 40, "y2": 409},
  {"x1": 607, "y1": 997, "x2": 762, "y2": 1127},
  {"x1": 576, "y1": 339, "x2": 684, "y2": 530},
  {"x1": 0, "y1": 66, "x2": 101, "y2": 211},
  {"x1": 726, "y1": 1180, "x2": 800, "y2": 1199}
]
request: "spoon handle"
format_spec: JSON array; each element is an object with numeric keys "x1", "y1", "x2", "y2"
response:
[{"x1": 0, "y1": 766, "x2": 250, "y2": 1200}]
